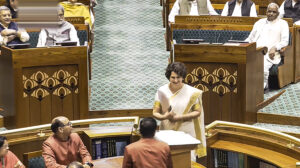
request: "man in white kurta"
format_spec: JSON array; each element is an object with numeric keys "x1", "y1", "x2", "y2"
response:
[
  {"x1": 168, "y1": 0, "x2": 218, "y2": 23},
  {"x1": 221, "y1": 0, "x2": 257, "y2": 17},
  {"x1": 37, "y1": 5, "x2": 80, "y2": 47},
  {"x1": 246, "y1": 3, "x2": 289, "y2": 89}
]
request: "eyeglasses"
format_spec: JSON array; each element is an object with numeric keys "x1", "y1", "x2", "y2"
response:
[{"x1": 63, "y1": 122, "x2": 72, "y2": 127}]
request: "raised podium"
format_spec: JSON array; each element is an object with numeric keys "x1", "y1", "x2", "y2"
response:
[
  {"x1": 0, "y1": 46, "x2": 89, "y2": 128},
  {"x1": 155, "y1": 130, "x2": 201, "y2": 168},
  {"x1": 173, "y1": 43, "x2": 266, "y2": 124}
]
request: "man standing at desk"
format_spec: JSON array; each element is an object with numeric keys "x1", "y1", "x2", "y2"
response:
[
  {"x1": 42, "y1": 116, "x2": 93, "y2": 168},
  {"x1": 246, "y1": 3, "x2": 289, "y2": 90},
  {"x1": 122, "y1": 117, "x2": 173, "y2": 168},
  {"x1": 0, "y1": 6, "x2": 29, "y2": 46}
]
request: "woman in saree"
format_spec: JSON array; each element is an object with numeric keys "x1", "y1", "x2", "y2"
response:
[{"x1": 153, "y1": 62, "x2": 206, "y2": 160}]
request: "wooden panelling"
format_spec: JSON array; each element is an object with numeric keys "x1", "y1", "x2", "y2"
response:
[
  {"x1": 294, "y1": 26, "x2": 300, "y2": 83},
  {"x1": 89, "y1": 109, "x2": 153, "y2": 118},
  {"x1": 0, "y1": 46, "x2": 89, "y2": 128},
  {"x1": 0, "y1": 115, "x2": 3, "y2": 128},
  {"x1": 174, "y1": 16, "x2": 294, "y2": 27},
  {"x1": 174, "y1": 43, "x2": 264, "y2": 124}
]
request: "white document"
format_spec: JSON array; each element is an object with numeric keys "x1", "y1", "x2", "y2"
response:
[{"x1": 154, "y1": 130, "x2": 201, "y2": 146}]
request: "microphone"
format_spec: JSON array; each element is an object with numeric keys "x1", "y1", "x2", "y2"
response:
[
  {"x1": 213, "y1": 33, "x2": 222, "y2": 44},
  {"x1": 216, "y1": 33, "x2": 221, "y2": 43}
]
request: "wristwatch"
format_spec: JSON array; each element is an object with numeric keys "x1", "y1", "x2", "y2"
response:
[{"x1": 84, "y1": 162, "x2": 94, "y2": 167}]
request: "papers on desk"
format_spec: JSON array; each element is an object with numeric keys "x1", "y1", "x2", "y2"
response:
[
  {"x1": 154, "y1": 130, "x2": 200, "y2": 146},
  {"x1": 223, "y1": 43, "x2": 241, "y2": 46}
]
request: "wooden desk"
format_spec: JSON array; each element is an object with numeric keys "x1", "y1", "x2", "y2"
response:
[
  {"x1": 93, "y1": 156, "x2": 205, "y2": 168},
  {"x1": 174, "y1": 43, "x2": 265, "y2": 124},
  {"x1": 0, "y1": 46, "x2": 89, "y2": 128}
]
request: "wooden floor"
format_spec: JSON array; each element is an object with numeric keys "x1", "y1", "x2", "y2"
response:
[{"x1": 93, "y1": 156, "x2": 205, "y2": 168}]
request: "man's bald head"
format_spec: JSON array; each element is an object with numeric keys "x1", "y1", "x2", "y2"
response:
[
  {"x1": 266, "y1": 3, "x2": 279, "y2": 21},
  {"x1": 51, "y1": 116, "x2": 70, "y2": 133}
]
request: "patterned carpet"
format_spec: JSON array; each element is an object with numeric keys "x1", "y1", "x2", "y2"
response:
[
  {"x1": 89, "y1": 0, "x2": 169, "y2": 111},
  {"x1": 262, "y1": 82, "x2": 300, "y2": 117}
]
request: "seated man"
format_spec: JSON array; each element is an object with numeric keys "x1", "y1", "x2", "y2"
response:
[
  {"x1": 0, "y1": 6, "x2": 29, "y2": 46},
  {"x1": 59, "y1": 0, "x2": 93, "y2": 28},
  {"x1": 0, "y1": 136, "x2": 24, "y2": 168},
  {"x1": 5, "y1": 0, "x2": 18, "y2": 18},
  {"x1": 122, "y1": 117, "x2": 173, "y2": 168},
  {"x1": 221, "y1": 0, "x2": 257, "y2": 17},
  {"x1": 279, "y1": 0, "x2": 300, "y2": 25},
  {"x1": 42, "y1": 116, "x2": 93, "y2": 168},
  {"x1": 168, "y1": 0, "x2": 219, "y2": 23},
  {"x1": 246, "y1": 3, "x2": 289, "y2": 89},
  {"x1": 37, "y1": 5, "x2": 80, "y2": 47}
]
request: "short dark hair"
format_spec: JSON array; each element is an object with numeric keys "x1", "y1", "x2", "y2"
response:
[
  {"x1": 67, "y1": 161, "x2": 83, "y2": 168},
  {"x1": 0, "y1": 136, "x2": 7, "y2": 148},
  {"x1": 165, "y1": 62, "x2": 187, "y2": 80},
  {"x1": 140, "y1": 117, "x2": 157, "y2": 138},
  {"x1": 51, "y1": 119, "x2": 65, "y2": 133}
]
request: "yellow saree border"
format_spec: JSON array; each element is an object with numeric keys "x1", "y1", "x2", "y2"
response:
[{"x1": 174, "y1": 91, "x2": 207, "y2": 158}]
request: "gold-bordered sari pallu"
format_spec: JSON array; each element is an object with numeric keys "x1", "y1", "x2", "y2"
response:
[{"x1": 153, "y1": 84, "x2": 206, "y2": 158}]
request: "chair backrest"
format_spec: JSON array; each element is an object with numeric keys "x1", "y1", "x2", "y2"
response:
[
  {"x1": 28, "y1": 32, "x2": 40, "y2": 48},
  {"x1": 23, "y1": 150, "x2": 45, "y2": 168}
]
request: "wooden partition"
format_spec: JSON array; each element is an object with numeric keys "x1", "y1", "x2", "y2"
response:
[
  {"x1": 205, "y1": 121, "x2": 300, "y2": 168},
  {"x1": 173, "y1": 42, "x2": 266, "y2": 124},
  {"x1": 0, "y1": 117, "x2": 139, "y2": 163},
  {"x1": 294, "y1": 25, "x2": 300, "y2": 83},
  {"x1": 0, "y1": 46, "x2": 89, "y2": 128}
]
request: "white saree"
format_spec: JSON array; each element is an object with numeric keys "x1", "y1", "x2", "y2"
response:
[{"x1": 154, "y1": 83, "x2": 206, "y2": 158}]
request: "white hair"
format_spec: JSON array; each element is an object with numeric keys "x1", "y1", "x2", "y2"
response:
[
  {"x1": 0, "y1": 6, "x2": 10, "y2": 13},
  {"x1": 267, "y1": 2, "x2": 279, "y2": 9}
]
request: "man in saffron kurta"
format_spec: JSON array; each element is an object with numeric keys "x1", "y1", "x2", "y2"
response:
[
  {"x1": 122, "y1": 118, "x2": 173, "y2": 168},
  {"x1": 42, "y1": 116, "x2": 93, "y2": 168}
]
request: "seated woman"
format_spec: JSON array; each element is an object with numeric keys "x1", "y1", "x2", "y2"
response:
[
  {"x1": 0, "y1": 136, "x2": 25, "y2": 168},
  {"x1": 59, "y1": 0, "x2": 93, "y2": 28}
]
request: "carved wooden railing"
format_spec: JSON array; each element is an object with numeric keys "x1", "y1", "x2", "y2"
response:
[{"x1": 205, "y1": 120, "x2": 300, "y2": 168}]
